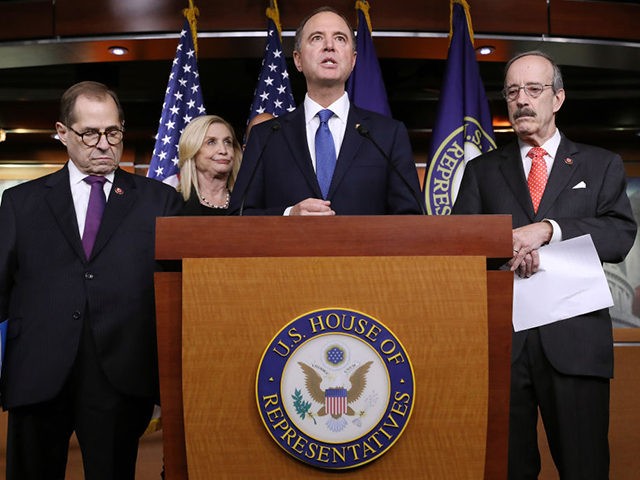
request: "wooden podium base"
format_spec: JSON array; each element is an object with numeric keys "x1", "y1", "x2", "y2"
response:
[
  {"x1": 181, "y1": 256, "x2": 489, "y2": 479},
  {"x1": 154, "y1": 215, "x2": 513, "y2": 479}
]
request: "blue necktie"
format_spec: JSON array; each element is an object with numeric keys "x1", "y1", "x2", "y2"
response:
[
  {"x1": 82, "y1": 175, "x2": 107, "y2": 258},
  {"x1": 315, "y1": 109, "x2": 336, "y2": 199}
]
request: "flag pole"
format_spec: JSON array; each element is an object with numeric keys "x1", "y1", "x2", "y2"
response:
[
  {"x1": 267, "y1": 0, "x2": 283, "y2": 39},
  {"x1": 355, "y1": 0, "x2": 372, "y2": 33},
  {"x1": 183, "y1": 0, "x2": 200, "y2": 56},
  {"x1": 450, "y1": 0, "x2": 474, "y2": 45}
]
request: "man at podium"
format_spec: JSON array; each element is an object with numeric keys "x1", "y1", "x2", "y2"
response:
[
  {"x1": 453, "y1": 51, "x2": 636, "y2": 479},
  {"x1": 230, "y1": 6, "x2": 424, "y2": 216}
]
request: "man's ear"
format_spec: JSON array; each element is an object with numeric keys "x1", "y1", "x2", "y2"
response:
[
  {"x1": 293, "y1": 50, "x2": 303, "y2": 73},
  {"x1": 55, "y1": 122, "x2": 68, "y2": 146},
  {"x1": 553, "y1": 88, "x2": 565, "y2": 114}
]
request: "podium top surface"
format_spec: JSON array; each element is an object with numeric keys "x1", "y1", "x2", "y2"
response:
[{"x1": 155, "y1": 215, "x2": 512, "y2": 261}]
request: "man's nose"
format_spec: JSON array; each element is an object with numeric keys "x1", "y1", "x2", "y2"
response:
[
  {"x1": 323, "y1": 37, "x2": 335, "y2": 50},
  {"x1": 96, "y1": 132, "x2": 111, "y2": 149}
]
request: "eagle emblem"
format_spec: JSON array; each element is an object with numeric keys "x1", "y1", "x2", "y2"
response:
[{"x1": 298, "y1": 360, "x2": 372, "y2": 432}]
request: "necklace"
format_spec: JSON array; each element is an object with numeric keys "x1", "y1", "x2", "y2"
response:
[{"x1": 200, "y1": 189, "x2": 230, "y2": 209}]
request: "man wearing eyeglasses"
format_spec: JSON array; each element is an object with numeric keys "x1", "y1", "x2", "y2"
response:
[
  {"x1": 453, "y1": 51, "x2": 636, "y2": 479},
  {"x1": 0, "y1": 81, "x2": 182, "y2": 479}
]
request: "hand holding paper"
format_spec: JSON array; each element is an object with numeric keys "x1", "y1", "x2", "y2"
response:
[{"x1": 512, "y1": 234, "x2": 613, "y2": 332}]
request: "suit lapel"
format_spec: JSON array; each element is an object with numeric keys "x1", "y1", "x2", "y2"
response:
[
  {"x1": 498, "y1": 142, "x2": 535, "y2": 220},
  {"x1": 536, "y1": 136, "x2": 579, "y2": 219},
  {"x1": 45, "y1": 164, "x2": 86, "y2": 261},
  {"x1": 90, "y1": 168, "x2": 137, "y2": 259},
  {"x1": 327, "y1": 106, "x2": 366, "y2": 198},
  {"x1": 280, "y1": 108, "x2": 323, "y2": 198}
]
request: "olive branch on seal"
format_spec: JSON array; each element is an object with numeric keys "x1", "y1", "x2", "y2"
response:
[{"x1": 292, "y1": 389, "x2": 317, "y2": 425}]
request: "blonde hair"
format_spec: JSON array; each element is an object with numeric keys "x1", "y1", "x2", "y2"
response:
[{"x1": 177, "y1": 115, "x2": 242, "y2": 201}]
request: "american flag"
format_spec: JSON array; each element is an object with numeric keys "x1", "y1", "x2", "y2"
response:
[
  {"x1": 247, "y1": 2, "x2": 296, "y2": 123},
  {"x1": 148, "y1": 17, "x2": 206, "y2": 187}
]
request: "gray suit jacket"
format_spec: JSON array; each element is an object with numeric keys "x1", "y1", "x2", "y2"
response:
[{"x1": 452, "y1": 135, "x2": 636, "y2": 378}]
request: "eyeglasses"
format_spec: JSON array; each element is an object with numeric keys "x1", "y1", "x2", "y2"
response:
[
  {"x1": 502, "y1": 83, "x2": 553, "y2": 101},
  {"x1": 67, "y1": 125, "x2": 124, "y2": 147}
]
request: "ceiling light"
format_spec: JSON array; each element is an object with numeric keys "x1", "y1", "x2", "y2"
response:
[
  {"x1": 108, "y1": 46, "x2": 129, "y2": 56},
  {"x1": 476, "y1": 45, "x2": 495, "y2": 56}
]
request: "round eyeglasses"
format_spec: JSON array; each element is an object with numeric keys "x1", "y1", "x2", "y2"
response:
[
  {"x1": 67, "y1": 125, "x2": 124, "y2": 147},
  {"x1": 502, "y1": 83, "x2": 553, "y2": 102}
]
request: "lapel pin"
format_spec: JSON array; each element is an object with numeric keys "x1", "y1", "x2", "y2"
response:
[
  {"x1": 114, "y1": 187, "x2": 124, "y2": 195},
  {"x1": 564, "y1": 157, "x2": 573, "y2": 165}
]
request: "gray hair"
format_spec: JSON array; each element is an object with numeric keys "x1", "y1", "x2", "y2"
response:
[{"x1": 504, "y1": 50, "x2": 564, "y2": 92}]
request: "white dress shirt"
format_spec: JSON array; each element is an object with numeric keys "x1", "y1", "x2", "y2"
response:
[
  {"x1": 518, "y1": 129, "x2": 562, "y2": 242},
  {"x1": 303, "y1": 92, "x2": 350, "y2": 172},
  {"x1": 68, "y1": 160, "x2": 114, "y2": 238}
]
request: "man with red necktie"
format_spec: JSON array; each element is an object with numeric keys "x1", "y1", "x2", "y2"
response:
[{"x1": 453, "y1": 51, "x2": 636, "y2": 479}]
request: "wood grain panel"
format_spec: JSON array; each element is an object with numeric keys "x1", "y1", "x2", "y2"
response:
[
  {"x1": 485, "y1": 270, "x2": 513, "y2": 480},
  {"x1": 155, "y1": 272, "x2": 188, "y2": 480},
  {"x1": 182, "y1": 256, "x2": 489, "y2": 479},
  {"x1": 51, "y1": 0, "x2": 546, "y2": 38},
  {"x1": 551, "y1": 0, "x2": 640, "y2": 41},
  {"x1": 155, "y1": 215, "x2": 512, "y2": 478},
  {"x1": 0, "y1": 0, "x2": 53, "y2": 41},
  {"x1": 613, "y1": 327, "x2": 640, "y2": 343},
  {"x1": 155, "y1": 215, "x2": 513, "y2": 261},
  {"x1": 3, "y1": 0, "x2": 639, "y2": 44}
]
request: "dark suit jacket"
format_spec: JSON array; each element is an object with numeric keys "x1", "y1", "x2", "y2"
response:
[
  {"x1": 0, "y1": 165, "x2": 183, "y2": 408},
  {"x1": 452, "y1": 135, "x2": 636, "y2": 378},
  {"x1": 230, "y1": 104, "x2": 424, "y2": 215}
]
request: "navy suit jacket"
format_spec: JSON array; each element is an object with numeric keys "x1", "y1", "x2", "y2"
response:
[
  {"x1": 0, "y1": 165, "x2": 183, "y2": 408},
  {"x1": 452, "y1": 135, "x2": 636, "y2": 378},
  {"x1": 230, "y1": 104, "x2": 424, "y2": 215}
]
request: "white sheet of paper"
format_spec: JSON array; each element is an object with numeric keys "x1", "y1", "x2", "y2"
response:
[{"x1": 512, "y1": 234, "x2": 613, "y2": 332}]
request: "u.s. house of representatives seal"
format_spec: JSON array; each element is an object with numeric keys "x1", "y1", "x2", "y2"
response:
[{"x1": 256, "y1": 308, "x2": 415, "y2": 469}]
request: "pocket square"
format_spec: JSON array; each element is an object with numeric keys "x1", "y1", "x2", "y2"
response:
[{"x1": 572, "y1": 181, "x2": 586, "y2": 189}]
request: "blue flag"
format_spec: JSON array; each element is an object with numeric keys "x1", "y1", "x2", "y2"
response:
[
  {"x1": 346, "y1": 0, "x2": 391, "y2": 117},
  {"x1": 248, "y1": 2, "x2": 296, "y2": 122},
  {"x1": 424, "y1": 0, "x2": 496, "y2": 215},
  {"x1": 148, "y1": 17, "x2": 206, "y2": 187}
]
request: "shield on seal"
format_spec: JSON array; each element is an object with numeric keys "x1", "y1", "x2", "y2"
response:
[{"x1": 325, "y1": 387, "x2": 348, "y2": 415}]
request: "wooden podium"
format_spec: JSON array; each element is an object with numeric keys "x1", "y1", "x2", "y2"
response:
[{"x1": 154, "y1": 215, "x2": 513, "y2": 479}]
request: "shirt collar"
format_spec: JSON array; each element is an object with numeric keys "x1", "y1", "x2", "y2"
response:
[
  {"x1": 518, "y1": 128, "x2": 561, "y2": 160},
  {"x1": 303, "y1": 92, "x2": 350, "y2": 125},
  {"x1": 68, "y1": 159, "x2": 115, "y2": 184}
]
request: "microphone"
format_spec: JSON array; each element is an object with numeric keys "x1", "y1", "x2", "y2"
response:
[
  {"x1": 237, "y1": 120, "x2": 281, "y2": 216},
  {"x1": 355, "y1": 123, "x2": 426, "y2": 215}
]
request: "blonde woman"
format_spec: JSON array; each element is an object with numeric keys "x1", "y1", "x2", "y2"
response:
[{"x1": 178, "y1": 115, "x2": 242, "y2": 215}]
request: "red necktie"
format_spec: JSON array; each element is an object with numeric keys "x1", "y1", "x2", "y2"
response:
[{"x1": 527, "y1": 147, "x2": 548, "y2": 213}]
